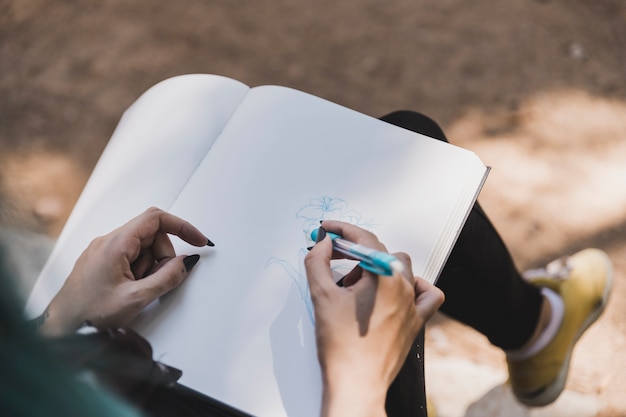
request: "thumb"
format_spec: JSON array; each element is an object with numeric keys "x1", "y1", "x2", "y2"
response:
[{"x1": 304, "y1": 236, "x2": 336, "y2": 302}]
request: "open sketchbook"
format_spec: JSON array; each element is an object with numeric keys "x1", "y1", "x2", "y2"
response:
[{"x1": 26, "y1": 74, "x2": 489, "y2": 417}]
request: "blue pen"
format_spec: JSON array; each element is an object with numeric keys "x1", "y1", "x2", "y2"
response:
[{"x1": 310, "y1": 229, "x2": 404, "y2": 276}]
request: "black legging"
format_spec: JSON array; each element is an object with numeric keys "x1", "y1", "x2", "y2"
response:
[{"x1": 381, "y1": 111, "x2": 543, "y2": 417}]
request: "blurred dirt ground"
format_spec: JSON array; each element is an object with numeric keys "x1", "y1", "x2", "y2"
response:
[{"x1": 1, "y1": 0, "x2": 626, "y2": 416}]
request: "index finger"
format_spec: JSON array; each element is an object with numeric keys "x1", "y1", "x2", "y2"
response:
[
  {"x1": 320, "y1": 220, "x2": 387, "y2": 252},
  {"x1": 131, "y1": 207, "x2": 211, "y2": 248}
]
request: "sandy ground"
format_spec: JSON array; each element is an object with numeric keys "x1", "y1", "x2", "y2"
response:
[{"x1": 1, "y1": 0, "x2": 626, "y2": 415}]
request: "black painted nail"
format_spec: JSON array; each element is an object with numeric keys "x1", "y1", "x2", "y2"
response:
[
  {"x1": 183, "y1": 254, "x2": 200, "y2": 272},
  {"x1": 206, "y1": 238, "x2": 215, "y2": 247},
  {"x1": 316, "y1": 226, "x2": 326, "y2": 243},
  {"x1": 307, "y1": 246, "x2": 314, "y2": 251}
]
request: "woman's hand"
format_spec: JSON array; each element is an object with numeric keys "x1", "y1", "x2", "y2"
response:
[
  {"x1": 36, "y1": 207, "x2": 212, "y2": 336},
  {"x1": 305, "y1": 220, "x2": 444, "y2": 417}
]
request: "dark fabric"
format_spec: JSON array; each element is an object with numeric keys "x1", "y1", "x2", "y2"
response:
[
  {"x1": 143, "y1": 384, "x2": 253, "y2": 417},
  {"x1": 45, "y1": 327, "x2": 183, "y2": 406},
  {"x1": 0, "y1": 250, "x2": 142, "y2": 417},
  {"x1": 379, "y1": 110, "x2": 543, "y2": 349},
  {"x1": 385, "y1": 329, "x2": 428, "y2": 417},
  {"x1": 44, "y1": 327, "x2": 246, "y2": 417}
]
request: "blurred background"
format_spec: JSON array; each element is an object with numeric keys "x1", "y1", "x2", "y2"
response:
[{"x1": 1, "y1": 1, "x2": 625, "y2": 416}]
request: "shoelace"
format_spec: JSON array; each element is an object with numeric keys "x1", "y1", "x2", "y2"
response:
[{"x1": 523, "y1": 256, "x2": 572, "y2": 281}]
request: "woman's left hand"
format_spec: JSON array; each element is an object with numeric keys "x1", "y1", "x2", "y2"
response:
[{"x1": 37, "y1": 207, "x2": 211, "y2": 336}]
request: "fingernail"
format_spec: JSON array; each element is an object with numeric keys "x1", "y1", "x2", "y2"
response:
[
  {"x1": 306, "y1": 246, "x2": 314, "y2": 251},
  {"x1": 206, "y1": 238, "x2": 215, "y2": 247},
  {"x1": 315, "y1": 226, "x2": 326, "y2": 243},
  {"x1": 183, "y1": 254, "x2": 200, "y2": 272}
]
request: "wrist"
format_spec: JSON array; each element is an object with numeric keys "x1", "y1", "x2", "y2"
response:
[
  {"x1": 34, "y1": 296, "x2": 83, "y2": 337},
  {"x1": 320, "y1": 368, "x2": 388, "y2": 417}
]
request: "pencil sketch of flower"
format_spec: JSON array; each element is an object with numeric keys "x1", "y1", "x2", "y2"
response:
[
  {"x1": 296, "y1": 196, "x2": 377, "y2": 238},
  {"x1": 266, "y1": 252, "x2": 354, "y2": 325},
  {"x1": 266, "y1": 249, "x2": 314, "y2": 322},
  {"x1": 266, "y1": 196, "x2": 377, "y2": 325}
]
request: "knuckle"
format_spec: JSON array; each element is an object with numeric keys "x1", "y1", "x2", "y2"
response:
[
  {"x1": 436, "y1": 287, "x2": 446, "y2": 304},
  {"x1": 394, "y1": 251, "x2": 411, "y2": 263},
  {"x1": 359, "y1": 229, "x2": 382, "y2": 246},
  {"x1": 309, "y1": 283, "x2": 331, "y2": 304},
  {"x1": 144, "y1": 206, "x2": 162, "y2": 216},
  {"x1": 178, "y1": 219, "x2": 193, "y2": 236},
  {"x1": 86, "y1": 236, "x2": 105, "y2": 251},
  {"x1": 124, "y1": 287, "x2": 149, "y2": 310},
  {"x1": 168, "y1": 270, "x2": 185, "y2": 289},
  {"x1": 143, "y1": 207, "x2": 165, "y2": 225},
  {"x1": 304, "y1": 248, "x2": 322, "y2": 265}
]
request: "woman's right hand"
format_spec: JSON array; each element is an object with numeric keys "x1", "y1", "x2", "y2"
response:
[{"x1": 304, "y1": 220, "x2": 444, "y2": 417}]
